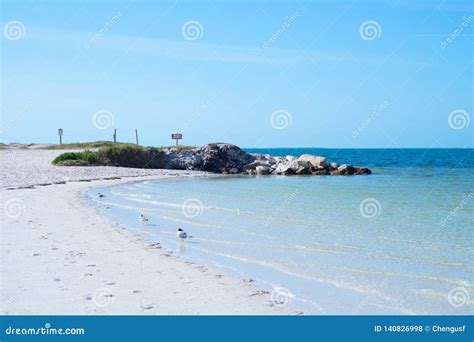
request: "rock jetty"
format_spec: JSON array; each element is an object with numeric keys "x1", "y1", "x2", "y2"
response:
[{"x1": 164, "y1": 143, "x2": 371, "y2": 176}]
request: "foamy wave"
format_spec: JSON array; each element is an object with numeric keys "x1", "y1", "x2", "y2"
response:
[{"x1": 112, "y1": 194, "x2": 241, "y2": 214}]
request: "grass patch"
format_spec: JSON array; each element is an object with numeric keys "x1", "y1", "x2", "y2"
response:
[
  {"x1": 44, "y1": 141, "x2": 137, "y2": 150},
  {"x1": 52, "y1": 145, "x2": 168, "y2": 168}
]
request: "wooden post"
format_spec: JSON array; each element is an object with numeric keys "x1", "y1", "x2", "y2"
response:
[
  {"x1": 135, "y1": 129, "x2": 139, "y2": 145},
  {"x1": 113, "y1": 129, "x2": 117, "y2": 143}
]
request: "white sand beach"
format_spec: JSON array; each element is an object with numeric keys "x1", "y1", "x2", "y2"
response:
[{"x1": 0, "y1": 146, "x2": 293, "y2": 315}]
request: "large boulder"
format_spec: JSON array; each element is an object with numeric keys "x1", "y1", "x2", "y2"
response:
[
  {"x1": 256, "y1": 165, "x2": 271, "y2": 175},
  {"x1": 198, "y1": 143, "x2": 255, "y2": 173},
  {"x1": 272, "y1": 162, "x2": 294, "y2": 175},
  {"x1": 298, "y1": 154, "x2": 327, "y2": 168},
  {"x1": 336, "y1": 164, "x2": 356, "y2": 175},
  {"x1": 165, "y1": 150, "x2": 202, "y2": 170},
  {"x1": 245, "y1": 160, "x2": 272, "y2": 170},
  {"x1": 289, "y1": 160, "x2": 312, "y2": 173},
  {"x1": 355, "y1": 167, "x2": 372, "y2": 175}
]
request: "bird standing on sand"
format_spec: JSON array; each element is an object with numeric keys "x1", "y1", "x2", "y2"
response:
[
  {"x1": 177, "y1": 228, "x2": 188, "y2": 239},
  {"x1": 139, "y1": 214, "x2": 149, "y2": 222}
]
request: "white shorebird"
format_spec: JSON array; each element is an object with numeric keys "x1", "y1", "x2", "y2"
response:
[
  {"x1": 177, "y1": 228, "x2": 188, "y2": 239},
  {"x1": 138, "y1": 214, "x2": 149, "y2": 222}
]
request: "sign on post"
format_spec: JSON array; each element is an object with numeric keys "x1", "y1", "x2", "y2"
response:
[
  {"x1": 58, "y1": 128, "x2": 63, "y2": 144},
  {"x1": 171, "y1": 133, "x2": 182, "y2": 146}
]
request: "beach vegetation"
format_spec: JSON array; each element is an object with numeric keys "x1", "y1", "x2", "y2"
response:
[{"x1": 52, "y1": 145, "x2": 168, "y2": 168}]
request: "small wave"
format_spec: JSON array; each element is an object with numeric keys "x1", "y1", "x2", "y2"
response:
[{"x1": 114, "y1": 195, "x2": 241, "y2": 215}]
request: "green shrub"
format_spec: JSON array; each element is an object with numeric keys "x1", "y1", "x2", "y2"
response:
[
  {"x1": 52, "y1": 146, "x2": 167, "y2": 168},
  {"x1": 52, "y1": 152, "x2": 88, "y2": 165}
]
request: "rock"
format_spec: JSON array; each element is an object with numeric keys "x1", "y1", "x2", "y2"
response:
[
  {"x1": 255, "y1": 165, "x2": 271, "y2": 175},
  {"x1": 165, "y1": 152, "x2": 202, "y2": 170},
  {"x1": 198, "y1": 143, "x2": 255, "y2": 173},
  {"x1": 298, "y1": 154, "x2": 327, "y2": 168},
  {"x1": 355, "y1": 167, "x2": 372, "y2": 175},
  {"x1": 289, "y1": 160, "x2": 312, "y2": 171},
  {"x1": 295, "y1": 166, "x2": 312, "y2": 175},
  {"x1": 272, "y1": 163, "x2": 294, "y2": 175},
  {"x1": 337, "y1": 164, "x2": 357, "y2": 175},
  {"x1": 285, "y1": 155, "x2": 296, "y2": 162},
  {"x1": 330, "y1": 162, "x2": 339, "y2": 170},
  {"x1": 244, "y1": 160, "x2": 271, "y2": 170},
  {"x1": 312, "y1": 169, "x2": 329, "y2": 175}
]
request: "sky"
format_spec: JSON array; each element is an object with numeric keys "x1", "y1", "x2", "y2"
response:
[{"x1": 1, "y1": 0, "x2": 472, "y2": 148}]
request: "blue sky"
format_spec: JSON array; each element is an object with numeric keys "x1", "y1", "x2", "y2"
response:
[{"x1": 1, "y1": 0, "x2": 472, "y2": 148}]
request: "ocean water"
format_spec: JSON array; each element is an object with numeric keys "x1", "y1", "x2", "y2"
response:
[{"x1": 89, "y1": 148, "x2": 473, "y2": 314}]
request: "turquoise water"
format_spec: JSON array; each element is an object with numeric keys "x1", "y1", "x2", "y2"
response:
[{"x1": 89, "y1": 149, "x2": 473, "y2": 314}]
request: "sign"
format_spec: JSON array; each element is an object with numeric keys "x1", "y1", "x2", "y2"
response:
[
  {"x1": 58, "y1": 128, "x2": 63, "y2": 144},
  {"x1": 171, "y1": 133, "x2": 182, "y2": 146}
]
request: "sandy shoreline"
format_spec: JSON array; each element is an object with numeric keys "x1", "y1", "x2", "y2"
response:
[{"x1": 0, "y1": 148, "x2": 294, "y2": 315}]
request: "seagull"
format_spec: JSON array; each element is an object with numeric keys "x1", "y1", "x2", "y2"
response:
[
  {"x1": 177, "y1": 228, "x2": 188, "y2": 239},
  {"x1": 139, "y1": 214, "x2": 149, "y2": 222}
]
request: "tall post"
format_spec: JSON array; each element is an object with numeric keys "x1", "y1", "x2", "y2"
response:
[
  {"x1": 135, "y1": 129, "x2": 139, "y2": 145},
  {"x1": 113, "y1": 129, "x2": 117, "y2": 143}
]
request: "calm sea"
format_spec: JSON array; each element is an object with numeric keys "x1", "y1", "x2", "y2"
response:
[{"x1": 89, "y1": 148, "x2": 473, "y2": 314}]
